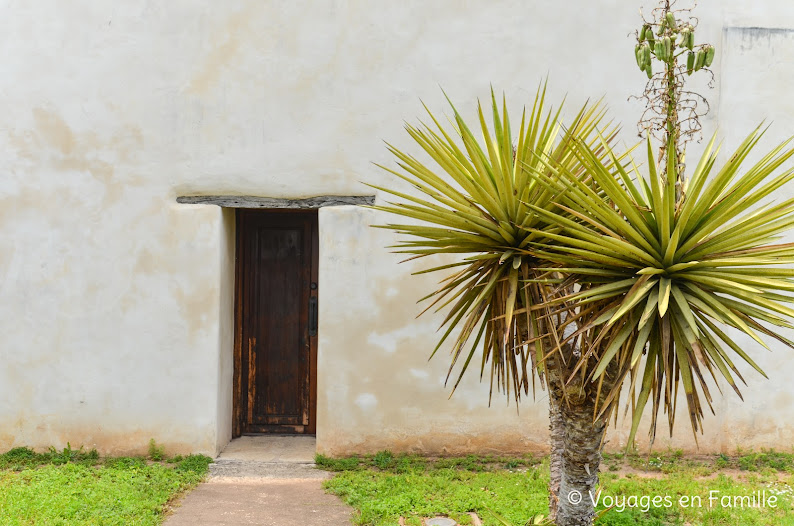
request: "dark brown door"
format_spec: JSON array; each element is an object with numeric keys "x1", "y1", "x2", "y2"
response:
[{"x1": 234, "y1": 209, "x2": 318, "y2": 435}]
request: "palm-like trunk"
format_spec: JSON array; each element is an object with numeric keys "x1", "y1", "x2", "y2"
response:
[
  {"x1": 555, "y1": 395, "x2": 608, "y2": 526},
  {"x1": 547, "y1": 391, "x2": 565, "y2": 522},
  {"x1": 545, "y1": 345, "x2": 566, "y2": 523},
  {"x1": 545, "y1": 342, "x2": 614, "y2": 526}
]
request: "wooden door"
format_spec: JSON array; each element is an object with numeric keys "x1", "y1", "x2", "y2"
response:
[{"x1": 233, "y1": 209, "x2": 318, "y2": 435}]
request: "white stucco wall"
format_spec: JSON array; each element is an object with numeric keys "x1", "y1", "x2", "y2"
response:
[
  {"x1": 316, "y1": 206, "x2": 551, "y2": 456},
  {"x1": 2, "y1": 1, "x2": 794, "y2": 456}
]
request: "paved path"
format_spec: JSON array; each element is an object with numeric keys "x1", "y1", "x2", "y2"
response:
[{"x1": 164, "y1": 437, "x2": 353, "y2": 526}]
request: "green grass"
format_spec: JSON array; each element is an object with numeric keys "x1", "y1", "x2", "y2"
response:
[
  {"x1": 320, "y1": 450, "x2": 794, "y2": 526},
  {"x1": 315, "y1": 452, "x2": 537, "y2": 474},
  {"x1": 0, "y1": 446, "x2": 212, "y2": 525},
  {"x1": 736, "y1": 449, "x2": 794, "y2": 472}
]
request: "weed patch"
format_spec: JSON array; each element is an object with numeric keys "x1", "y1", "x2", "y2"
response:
[{"x1": 148, "y1": 439, "x2": 166, "y2": 461}]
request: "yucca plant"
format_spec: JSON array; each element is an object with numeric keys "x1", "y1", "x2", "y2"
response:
[
  {"x1": 371, "y1": 86, "x2": 617, "y2": 402},
  {"x1": 532, "y1": 130, "x2": 794, "y2": 450},
  {"x1": 371, "y1": 87, "x2": 620, "y2": 525}
]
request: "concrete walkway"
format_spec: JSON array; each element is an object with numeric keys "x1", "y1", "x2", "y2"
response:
[{"x1": 164, "y1": 436, "x2": 353, "y2": 526}]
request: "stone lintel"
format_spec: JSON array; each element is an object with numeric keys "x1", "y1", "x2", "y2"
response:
[{"x1": 177, "y1": 195, "x2": 375, "y2": 209}]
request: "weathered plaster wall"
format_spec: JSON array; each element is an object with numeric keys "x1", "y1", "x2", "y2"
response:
[
  {"x1": 1, "y1": 1, "x2": 794, "y2": 456},
  {"x1": 215, "y1": 208, "x2": 236, "y2": 453},
  {"x1": 317, "y1": 206, "x2": 552, "y2": 456}
]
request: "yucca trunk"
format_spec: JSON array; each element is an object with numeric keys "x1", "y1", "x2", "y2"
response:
[
  {"x1": 547, "y1": 390, "x2": 565, "y2": 522},
  {"x1": 546, "y1": 349, "x2": 613, "y2": 526},
  {"x1": 555, "y1": 393, "x2": 608, "y2": 526}
]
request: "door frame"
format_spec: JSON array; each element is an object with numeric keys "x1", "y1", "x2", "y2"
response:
[{"x1": 232, "y1": 208, "x2": 318, "y2": 436}]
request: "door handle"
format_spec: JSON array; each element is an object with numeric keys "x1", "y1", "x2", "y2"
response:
[{"x1": 308, "y1": 296, "x2": 318, "y2": 337}]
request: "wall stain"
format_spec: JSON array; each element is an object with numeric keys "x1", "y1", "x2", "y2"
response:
[
  {"x1": 10, "y1": 107, "x2": 145, "y2": 207},
  {"x1": 32, "y1": 108, "x2": 76, "y2": 156},
  {"x1": 0, "y1": 420, "x2": 216, "y2": 456},
  {"x1": 726, "y1": 26, "x2": 794, "y2": 52},
  {"x1": 187, "y1": 4, "x2": 258, "y2": 95},
  {"x1": 133, "y1": 248, "x2": 160, "y2": 275},
  {"x1": 173, "y1": 283, "x2": 219, "y2": 344}
]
